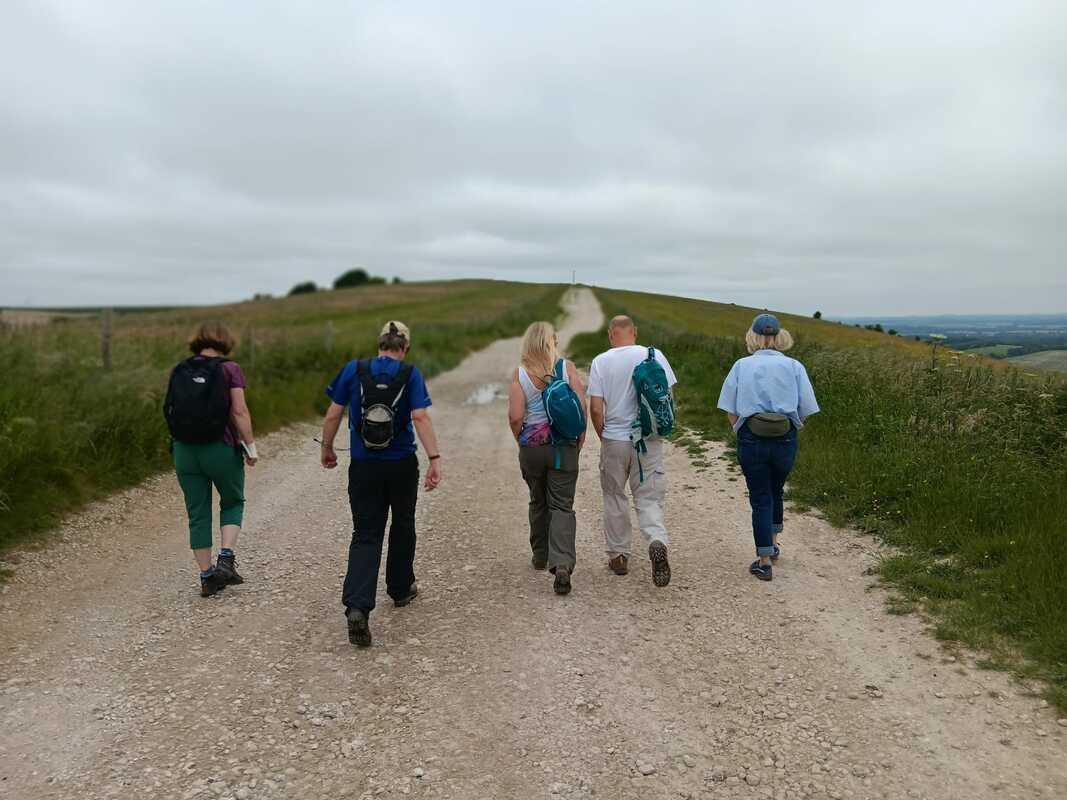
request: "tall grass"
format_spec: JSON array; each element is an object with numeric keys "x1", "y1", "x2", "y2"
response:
[
  {"x1": 0, "y1": 280, "x2": 565, "y2": 552},
  {"x1": 570, "y1": 288, "x2": 1067, "y2": 709}
]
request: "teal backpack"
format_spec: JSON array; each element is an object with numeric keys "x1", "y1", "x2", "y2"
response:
[
  {"x1": 542, "y1": 359, "x2": 586, "y2": 467},
  {"x1": 631, "y1": 347, "x2": 675, "y2": 479}
]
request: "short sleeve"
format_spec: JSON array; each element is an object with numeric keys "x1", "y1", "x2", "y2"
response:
[
  {"x1": 407, "y1": 367, "x2": 432, "y2": 410},
  {"x1": 222, "y1": 361, "x2": 247, "y2": 389},
  {"x1": 656, "y1": 351, "x2": 678, "y2": 387},
  {"x1": 326, "y1": 362, "x2": 355, "y2": 407},
  {"x1": 716, "y1": 362, "x2": 740, "y2": 414},
  {"x1": 795, "y1": 361, "x2": 820, "y2": 418},
  {"x1": 587, "y1": 357, "x2": 604, "y2": 397}
]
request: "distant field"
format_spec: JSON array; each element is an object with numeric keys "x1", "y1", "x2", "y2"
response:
[
  {"x1": 0, "y1": 280, "x2": 565, "y2": 552},
  {"x1": 569, "y1": 287, "x2": 1067, "y2": 710},
  {"x1": 963, "y1": 344, "x2": 1021, "y2": 357},
  {"x1": 1010, "y1": 349, "x2": 1067, "y2": 373}
]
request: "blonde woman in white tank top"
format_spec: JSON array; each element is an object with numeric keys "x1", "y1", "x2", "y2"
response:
[{"x1": 508, "y1": 321, "x2": 587, "y2": 595}]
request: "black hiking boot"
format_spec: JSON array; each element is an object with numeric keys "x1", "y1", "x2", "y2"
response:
[
  {"x1": 216, "y1": 553, "x2": 244, "y2": 585},
  {"x1": 393, "y1": 583, "x2": 419, "y2": 608},
  {"x1": 649, "y1": 541, "x2": 671, "y2": 587},
  {"x1": 553, "y1": 566, "x2": 572, "y2": 595},
  {"x1": 200, "y1": 569, "x2": 228, "y2": 598},
  {"x1": 749, "y1": 560, "x2": 773, "y2": 581},
  {"x1": 346, "y1": 608, "x2": 372, "y2": 647}
]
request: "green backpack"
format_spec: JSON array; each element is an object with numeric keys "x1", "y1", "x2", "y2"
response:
[{"x1": 630, "y1": 347, "x2": 675, "y2": 480}]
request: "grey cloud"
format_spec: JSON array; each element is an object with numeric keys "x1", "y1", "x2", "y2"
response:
[{"x1": 1, "y1": 0, "x2": 1065, "y2": 313}]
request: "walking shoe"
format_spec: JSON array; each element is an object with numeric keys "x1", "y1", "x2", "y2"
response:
[
  {"x1": 215, "y1": 553, "x2": 244, "y2": 585},
  {"x1": 649, "y1": 541, "x2": 671, "y2": 587},
  {"x1": 749, "y1": 560, "x2": 773, "y2": 581},
  {"x1": 608, "y1": 554, "x2": 629, "y2": 575},
  {"x1": 199, "y1": 569, "x2": 228, "y2": 598},
  {"x1": 346, "y1": 608, "x2": 372, "y2": 647},
  {"x1": 394, "y1": 583, "x2": 419, "y2": 608},
  {"x1": 532, "y1": 555, "x2": 548, "y2": 571},
  {"x1": 771, "y1": 544, "x2": 781, "y2": 562},
  {"x1": 553, "y1": 566, "x2": 572, "y2": 595}
]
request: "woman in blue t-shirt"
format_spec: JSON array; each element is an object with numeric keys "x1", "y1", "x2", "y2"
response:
[{"x1": 717, "y1": 314, "x2": 819, "y2": 581}]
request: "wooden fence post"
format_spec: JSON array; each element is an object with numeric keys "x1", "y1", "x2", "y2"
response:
[{"x1": 101, "y1": 308, "x2": 113, "y2": 370}]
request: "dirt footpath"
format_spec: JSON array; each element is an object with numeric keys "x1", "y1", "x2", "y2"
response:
[{"x1": 1, "y1": 288, "x2": 1064, "y2": 800}]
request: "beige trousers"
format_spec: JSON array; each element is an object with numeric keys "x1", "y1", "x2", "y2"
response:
[{"x1": 599, "y1": 438, "x2": 668, "y2": 557}]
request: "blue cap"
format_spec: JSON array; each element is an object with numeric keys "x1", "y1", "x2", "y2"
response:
[{"x1": 751, "y1": 313, "x2": 780, "y2": 336}]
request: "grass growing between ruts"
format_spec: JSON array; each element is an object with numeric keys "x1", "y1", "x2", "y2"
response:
[
  {"x1": 568, "y1": 287, "x2": 1067, "y2": 710},
  {"x1": 0, "y1": 280, "x2": 565, "y2": 554}
]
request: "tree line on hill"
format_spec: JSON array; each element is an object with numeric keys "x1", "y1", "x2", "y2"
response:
[{"x1": 287, "y1": 269, "x2": 402, "y2": 296}]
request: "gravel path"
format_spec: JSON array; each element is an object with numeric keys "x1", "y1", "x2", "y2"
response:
[{"x1": 1, "y1": 288, "x2": 1065, "y2": 800}]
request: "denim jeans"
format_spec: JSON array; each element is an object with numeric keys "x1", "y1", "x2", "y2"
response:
[
  {"x1": 343, "y1": 455, "x2": 419, "y2": 614},
  {"x1": 736, "y1": 425, "x2": 798, "y2": 556}
]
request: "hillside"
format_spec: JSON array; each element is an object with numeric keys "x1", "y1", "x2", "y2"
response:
[
  {"x1": 1010, "y1": 349, "x2": 1067, "y2": 374},
  {"x1": 569, "y1": 286, "x2": 1067, "y2": 709},
  {"x1": 0, "y1": 280, "x2": 565, "y2": 551}
]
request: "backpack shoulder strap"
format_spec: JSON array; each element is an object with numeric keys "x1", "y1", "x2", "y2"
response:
[
  {"x1": 647, "y1": 346, "x2": 656, "y2": 361},
  {"x1": 386, "y1": 363, "x2": 414, "y2": 408},
  {"x1": 555, "y1": 358, "x2": 566, "y2": 382}
]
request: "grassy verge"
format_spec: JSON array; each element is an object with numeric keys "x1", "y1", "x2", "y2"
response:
[
  {"x1": 0, "y1": 280, "x2": 565, "y2": 553},
  {"x1": 569, "y1": 288, "x2": 1067, "y2": 709}
]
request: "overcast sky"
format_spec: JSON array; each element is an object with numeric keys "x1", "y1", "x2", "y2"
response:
[{"x1": 2, "y1": 1, "x2": 1065, "y2": 315}]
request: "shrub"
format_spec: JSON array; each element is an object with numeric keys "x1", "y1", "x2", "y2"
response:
[{"x1": 288, "y1": 281, "x2": 317, "y2": 296}]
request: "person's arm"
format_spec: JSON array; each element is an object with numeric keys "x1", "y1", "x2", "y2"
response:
[
  {"x1": 565, "y1": 360, "x2": 588, "y2": 447},
  {"x1": 727, "y1": 413, "x2": 739, "y2": 428},
  {"x1": 716, "y1": 361, "x2": 741, "y2": 433},
  {"x1": 590, "y1": 396, "x2": 606, "y2": 439},
  {"x1": 796, "y1": 361, "x2": 820, "y2": 425},
  {"x1": 508, "y1": 368, "x2": 526, "y2": 443},
  {"x1": 229, "y1": 388, "x2": 257, "y2": 465},
  {"x1": 411, "y1": 408, "x2": 442, "y2": 491},
  {"x1": 320, "y1": 401, "x2": 345, "y2": 469}
]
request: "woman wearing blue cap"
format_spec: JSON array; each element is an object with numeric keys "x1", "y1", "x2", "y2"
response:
[{"x1": 717, "y1": 314, "x2": 819, "y2": 581}]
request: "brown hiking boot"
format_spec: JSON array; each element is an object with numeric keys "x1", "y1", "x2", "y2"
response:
[
  {"x1": 649, "y1": 541, "x2": 671, "y2": 587},
  {"x1": 608, "y1": 554, "x2": 629, "y2": 575}
]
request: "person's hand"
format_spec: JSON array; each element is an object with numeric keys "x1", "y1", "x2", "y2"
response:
[
  {"x1": 321, "y1": 444, "x2": 338, "y2": 470},
  {"x1": 424, "y1": 458, "x2": 442, "y2": 491},
  {"x1": 578, "y1": 431, "x2": 587, "y2": 450},
  {"x1": 244, "y1": 455, "x2": 258, "y2": 467}
]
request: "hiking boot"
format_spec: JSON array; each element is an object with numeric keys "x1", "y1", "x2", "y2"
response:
[
  {"x1": 199, "y1": 569, "x2": 228, "y2": 598},
  {"x1": 346, "y1": 608, "x2": 372, "y2": 647},
  {"x1": 749, "y1": 560, "x2": 773, "y2": 581},
  {"x1": 649, "y1": 541, "x2": 671, "y2": 587},
  {"x1": 608, "y1": 554, "x2": 629, "y2": 575},
  {"x1": 215, "y1": 553, "x2": 244, "y2": 585},
  {"x1": 532, "y1": 555, "x2": 548, "y2": 571},
  {"x1": 553, "y1": 566, "x2": 572, "y2": 595},
  {"x1": 394, "y1": 583, "x2": 419, "y2": 608}
]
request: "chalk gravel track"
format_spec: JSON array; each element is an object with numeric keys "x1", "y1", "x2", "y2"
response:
[{"x1": 1, "y1": 288, "x2": 1065, "y2": 800}]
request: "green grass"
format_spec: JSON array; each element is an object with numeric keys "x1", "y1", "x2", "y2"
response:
[
  {"x1": 569, "y1": 288, "x2": 1067, "y2": 710},
  {"x1": 0, "y1": 280, "x2": 565, "y2": 553}
]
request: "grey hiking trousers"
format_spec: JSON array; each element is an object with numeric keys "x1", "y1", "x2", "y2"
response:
[
  {"x1": 518, "y1": 443, "x2": 579, "y2": 572},
  {"x1": 599, "y1": 437, "x2": 668, "y2": 557}
]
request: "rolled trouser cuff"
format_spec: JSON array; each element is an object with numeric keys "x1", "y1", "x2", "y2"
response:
[{"x1": 756, "y1": 544, "x2": 776, "y2": 557}]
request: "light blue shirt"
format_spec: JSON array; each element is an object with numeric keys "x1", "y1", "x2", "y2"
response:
[{"x1": 717, "y1": 350, "x2": 820, "y2": 432}]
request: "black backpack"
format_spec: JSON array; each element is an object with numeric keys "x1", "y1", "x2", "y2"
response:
[
  {"x1": 357, "y1": 360, "x2": 414, "y2": 450},
  {"x1": 163, "y1": 357, "x2": 232, "y2": 444}
]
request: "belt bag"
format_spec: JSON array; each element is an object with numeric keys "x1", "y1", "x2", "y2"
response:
[{"x1": 747, "y1": 412, "x2": 791, "y2": 438}]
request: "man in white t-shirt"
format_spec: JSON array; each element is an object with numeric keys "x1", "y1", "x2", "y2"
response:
[{"x1": 587, "y1": 315, "x2": 678, "y2": 587}]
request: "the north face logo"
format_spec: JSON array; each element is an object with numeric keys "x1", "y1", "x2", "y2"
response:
[{"x1": 193, "y1": 376, "x2": 207, "y2": 384}]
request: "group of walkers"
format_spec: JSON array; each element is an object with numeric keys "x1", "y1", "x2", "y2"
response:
[{"x1": 164, "y1": 310, "x2": 818, "y2": 647}]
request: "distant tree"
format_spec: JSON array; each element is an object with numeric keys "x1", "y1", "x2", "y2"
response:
[
  {"x1": 888, "y1": 328, "x2": 898, "y2": 336},
  {"x1": 334, "y1": 269, "x2": 371, "y2": 289},
  {"x1": 392, "y1": 276, "x2": 403, "y2": 284},
  {"x1": 813, "y1": 310, "x2": 822, "y2": 319},
  {"x1": 289, "y1": 281, "x2": 318, "y2": 296},
  {"x1": 914, "y1": 335, "x2": 921, "y2": 341},
  {"x1": 368, "y1": 276, "x2": 386, "y2": 285},
  {"x1": 252, "y1": 292, "x2": 273, "y2": 302}
]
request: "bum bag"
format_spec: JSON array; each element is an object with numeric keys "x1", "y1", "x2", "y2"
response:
[{"x1": 746, "y1": 412, "x2": 792, "y2": 438}]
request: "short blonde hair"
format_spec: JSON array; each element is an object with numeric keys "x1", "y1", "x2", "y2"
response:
[
  {"x1": 746, "y1": 328, "x2": 794, "y2": 354},
  {"x1": 188, "y1": 320, "x2": 237, "y2": 355},
  {"x1": 520, "y1": 321, "x2": 558, "y2": 381}
]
